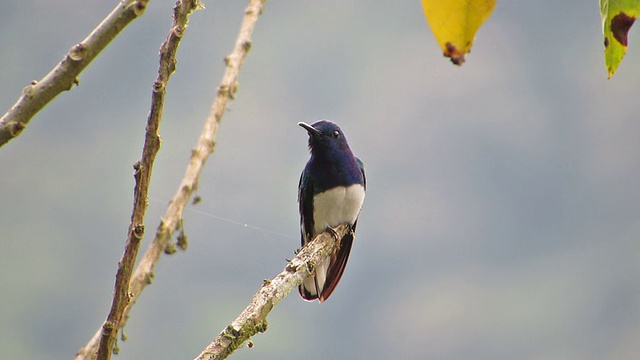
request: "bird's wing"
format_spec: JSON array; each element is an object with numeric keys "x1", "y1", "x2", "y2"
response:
[
  {"x1": 298, "y1": 166, "x2": 315, "y2": 248},
  {"x1": 356, "y1": 157, "x2": 366, "y2": 190},
  {"x1": 299, "y1": 166, "x2": 322, "y2": 301}
]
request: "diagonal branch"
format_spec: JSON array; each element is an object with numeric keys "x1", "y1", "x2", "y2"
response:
[
  {"x1": 75, "y1": 1, "x2": 203, "y2": 359},
  {"x1": 0, "y1": 0, "x2": 151, "y2": 148},
  {"x1": 76, "y1": 0, "x2": 265, "y2": 358},
  {"x1": 194, "y1": 225, "x2": 351, "y2": 360}
]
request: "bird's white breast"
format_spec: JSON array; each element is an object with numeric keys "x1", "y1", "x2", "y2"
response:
[{"x1": 312, "y1": 184, "x2": 365, "y2": 234}]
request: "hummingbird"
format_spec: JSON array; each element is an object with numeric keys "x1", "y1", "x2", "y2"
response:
[{"x1": 297, "y1": 120, "x2": 366, "y2": 302}]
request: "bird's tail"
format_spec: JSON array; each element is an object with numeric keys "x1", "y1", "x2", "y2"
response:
[{"x1": 299, "y1": 231, "x2": 354, "y2": 302}]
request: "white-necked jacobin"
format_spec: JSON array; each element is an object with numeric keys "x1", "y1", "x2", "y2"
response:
[{"x1": 297, "y1": 120, "x2": 366, "y2": 302}]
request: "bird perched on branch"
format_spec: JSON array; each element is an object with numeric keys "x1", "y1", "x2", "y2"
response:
[{"x1": 297, "y1": 120, "x2": 366, "y2": 302}]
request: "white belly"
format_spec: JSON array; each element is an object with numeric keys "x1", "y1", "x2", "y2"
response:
[{"x1": 312, "y1": 184, "x2": 365, "y2": 234}]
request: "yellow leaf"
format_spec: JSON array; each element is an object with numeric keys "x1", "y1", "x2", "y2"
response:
[
  {"x1": 421, "y1": 0, "x2": 496, "y2": 65},
  {"x1": 601, "y1": 0, "x2": 640, "y2": 78}
]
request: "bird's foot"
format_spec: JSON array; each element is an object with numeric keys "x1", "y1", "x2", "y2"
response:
[{"x1": 326, "y1": 227, "x2": 340, "y2": 241}]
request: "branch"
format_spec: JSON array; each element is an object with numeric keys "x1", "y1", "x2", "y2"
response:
[
  {"x1": 194, "y1": 225, "x2": 351, "y2": 360},
  {"x1": 75, "y1": 1, "x2": 202, "y2": 359},
  {"x1": 0, "y1": 0, "x2": 151, "y2": 148},
  {"x1": 76, "y1": 0, "x2": 265, "y2": 358}
]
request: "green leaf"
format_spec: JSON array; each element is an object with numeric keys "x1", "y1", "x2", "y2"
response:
[{"x1": 601, "y1": 0, "x2": 640, "y2": 78}]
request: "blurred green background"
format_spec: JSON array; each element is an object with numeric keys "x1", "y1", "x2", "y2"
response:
[{"x1": 2, "y1": 1, "x2": 640, "y2": 359}]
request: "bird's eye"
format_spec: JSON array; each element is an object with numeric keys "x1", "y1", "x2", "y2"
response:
[{"x1": 332, "y1": 130, "x2": 340, "y2": 138}]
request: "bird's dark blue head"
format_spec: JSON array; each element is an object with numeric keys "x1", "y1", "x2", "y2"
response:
[
  {"x1": 298, "y1": 119, "x2": 365, "y2": 193},
  {"x1": 298, "y1": 120, "x2": 352, "y2": 157}
]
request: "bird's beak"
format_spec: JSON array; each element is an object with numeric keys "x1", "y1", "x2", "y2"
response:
[{"x1": 298, "y1": 122, "x2": 322, "y2": 137}]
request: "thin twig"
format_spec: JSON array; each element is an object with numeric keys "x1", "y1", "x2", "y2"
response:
[
  {"x1": 76, "y1": 0, "x2": 265, "y2": 358},
  {"x1": 125, "y1": 0, "x2": 265, "y2": 325},
  {"x1": 75, "y1": 1, "x2": 202, "y2": 359},
  {"x1": 194, "y1": 225, "x2": 351, "y2": 360},
  {"x1": 0, "y1": 0, "x2": 150, "y2": 148}
]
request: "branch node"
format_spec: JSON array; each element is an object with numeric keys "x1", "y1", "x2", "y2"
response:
[
  {"x1": 68, "y1": 43, "x2": 87, "y2": 62},
  {"x1": 217, "y1": 85, "x2": 229, "y2": 97},
  {"x1": 181, "y1": 184, "x2": 193, "y2": 194},
  {"x1": 7, "y1": 121, "x2": 25, "y2": 137},
  {"x1": 157, "y1": 218, "x2": 169, "y2": 237},
  {"x1": 177, "y1": 228, "x2": 188, "y2": 251},
  {"x1": 255, "y1": 321, "x2": 267, "y2": 333},
  {"x1": 229, "y1": 82, "x2": 239, "y2": 99},
  {"x1": 133, "y1": 161, "x2": 142, "y2": 172},
  {"x1": 172, "y1": 25, "x2": 184, "y2": 38},
  {"x1": 133, "y1": 224, "x2": 145, "y2": 240},
  {"x1": 146, "y1": 272, "x2": 154, "y2": 285},
  {"x1": 102, "y1": 320, "x2": 116, "y2": 333},
  {"x1": 130, "y1": 1, "x2": 147, "y2": 16},
  {"x1": 164, "y1": 242, "x2": 178, "y2": 254},
  {"x1": 21, "y1": 84, "x2": 34, "y2": 97},
  {"x1": 224, "y1": 325, "x2": 240, "y2": 338},
  {"x1": 152, "y1": 80, "x2": 165, "y2": 93},
  {"x1": 285, "y1": 263, "x2": 297, "y2": 273}
]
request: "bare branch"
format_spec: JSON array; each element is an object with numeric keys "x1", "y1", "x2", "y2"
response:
[
  {"x1": 76, "y1": 0, "x2": 265, "y2": 358},
  {"x1": 0, "y1": 0, "x2": 151, "y2": 148},
  {"x1": 75, "y1": 1, "x2": 202, "y2": 359},
  {"x1": 194, "y1": 225, "x2": 351, "y2": 360}
]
